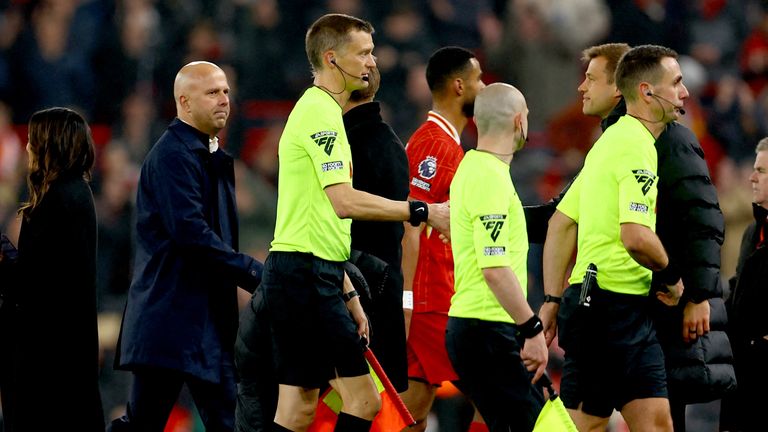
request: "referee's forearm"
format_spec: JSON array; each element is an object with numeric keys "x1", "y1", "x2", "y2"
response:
[{"x1": 325, "y1": 182, "x2": 409, "y2": 221}]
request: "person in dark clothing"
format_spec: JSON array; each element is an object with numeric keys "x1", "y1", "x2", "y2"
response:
[
  {"x1": 722, "y1": 139, "x2": 768, "y2": 432},
  {"x1": 234, "y1": 284, "x2": 276, "y2": 432},
  {"x1": 108, "y1": 61, "x2": 263, "y2": 432},
  {"x1": 343, "y1": 66, "x2": 411, "y2": 394},
  {"x1": 649, "y1": 121, "x2": 736, "y2": 431},
  {"x1": 538, "y1": 43, "x2": 734, "y2": 431},
  {"x1": 0, "y1": 107, "x2": 104, "y2": 431}
]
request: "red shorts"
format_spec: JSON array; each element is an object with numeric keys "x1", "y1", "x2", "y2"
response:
[{"x1": 406, "y1": 312, "x2": 457, "y2": 385}]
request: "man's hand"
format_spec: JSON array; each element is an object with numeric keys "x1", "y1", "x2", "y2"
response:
[
  {"x1": 427, "y1": 201, "x2": 450, "y2": 240},
  {"x1": 347, "y1": 296, "x2": 369, "y2": 343},
  {"x1": 438, "y1": 232, "x2": 450, "y2": 245},
  {"x1": 682, "y1": 299, "x2": 710, "y2": 344},
  {"x1": 521, "y1": 332, "x2": 548, "y2": 384},
  {"x1": 538, "y1": 302, "x2": 559, "y2": 347},
  {"x1": 656, "y1": 278, "x2": 684, "y2": 306},
  {"x1": 343, "y1": 271, "x2": 370, "y2": 342}
]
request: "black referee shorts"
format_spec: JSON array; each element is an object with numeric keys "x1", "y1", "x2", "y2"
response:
[
  {"x1": 261, "y1": 252, "x2": 369, "y2": 389},
  {"x1": 445, "y1": 317, "x2": 544, "y2": 431},
  {"x1": 557, "y1": 284, "x2": 668, "y2": 418}
]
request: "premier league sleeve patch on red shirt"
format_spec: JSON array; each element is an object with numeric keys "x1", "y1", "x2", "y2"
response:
[
  {"x1": 411, "y1": 177, "x2": 431, "y2": 191},
  {"x1": 418, "y1": 156, "x2": 437, "y2": 179}
]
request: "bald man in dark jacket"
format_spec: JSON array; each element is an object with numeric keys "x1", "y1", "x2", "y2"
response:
[{"x1": 110, "y1": 61, "x2": 263, "y2": 432}]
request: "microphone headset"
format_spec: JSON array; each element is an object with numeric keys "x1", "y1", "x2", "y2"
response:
[
  {"x1": 331, "y1": 58, "x2": 370, "y2": 82},
  {"x1": 319, "y1": 57, "x2": 369, "y2": 95},
  {"x1": 646, "y1": 91, "x2": 686, "y2": 115}
]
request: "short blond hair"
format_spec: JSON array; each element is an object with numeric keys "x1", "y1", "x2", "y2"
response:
[
  {"x1": 581, "y1": 43, "x2": 631, "y2": 85},
  {"x1": 305, "y1": 14, "x2": 374, "y2": 75}
]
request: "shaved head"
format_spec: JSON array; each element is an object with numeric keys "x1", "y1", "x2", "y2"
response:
[
  {"x1": 474, "y1": 83, "x2": 527, "y2": 136},
  {"x1": 174, "y1": 61, "x2": 223, "y2": 108},
  {"x1": 173, "y1": 61, "x2": 230, "y2": 136}
]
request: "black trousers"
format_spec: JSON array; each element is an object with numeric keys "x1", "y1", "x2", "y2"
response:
[
  {"x1": 107, "y1": 361, "x2": 237, "y2": 432},
  {"x1": 723, "y1": 338, "x2": 768, "y2": 431},
  {"x1": 234, "y1": 285, "x2": 277, "y2": 432}
]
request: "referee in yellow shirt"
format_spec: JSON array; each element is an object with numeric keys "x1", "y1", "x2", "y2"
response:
[{"x1": 446, "y1": 83, "x2": 548, "y2": 432}]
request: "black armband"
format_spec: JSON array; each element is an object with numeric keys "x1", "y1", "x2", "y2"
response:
[
  {"x1": 342, "y1": 290, "x2": 359, "y2": 303},
  {"x1": 543, "y1": 294, "x2": 561, "y2": 304},
  {"x1": 517, "y1": 315, "x2": 544, "y2": 339},
  {"x1": 408, "y1": 200, "x2": 429, "y2": 227}
]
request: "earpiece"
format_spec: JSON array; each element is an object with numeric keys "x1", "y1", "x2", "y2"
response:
[
  {"x1": 646, "y1": 90, "x2": 686, "y2": 115},
  {"x1": 328, "y1": 56, "x2": 370, "y2": 83}
]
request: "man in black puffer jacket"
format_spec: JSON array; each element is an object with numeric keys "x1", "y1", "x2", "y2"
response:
[{"x1": 648, "y1": 120, "x2": 736, "y2": 431}]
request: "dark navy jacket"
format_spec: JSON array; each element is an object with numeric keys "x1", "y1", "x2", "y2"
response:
[{"x1": 116, "y1": 118, "x2": 262, "y2": 383}]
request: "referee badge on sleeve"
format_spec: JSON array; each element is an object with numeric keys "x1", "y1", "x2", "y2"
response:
[
  {"x1": 311, "y1": 130, "x2": 338, "y2": 156},
  {"x1": 483, "y1": 246, "x2": 506, "y2": 256},
  {"x1": 480, "y1": 214, "x2": 506, "y2": 242},
  {"x1": 629, "y1": 202, "x2": 649, "y2": 214},
  {"x1": 632, "y1": 169, "x2": 656, "y2": 195}
]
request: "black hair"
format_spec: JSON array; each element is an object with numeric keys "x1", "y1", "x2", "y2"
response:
[{"x1": 426, "y1": 46, "x2": 476, "y2": 94}]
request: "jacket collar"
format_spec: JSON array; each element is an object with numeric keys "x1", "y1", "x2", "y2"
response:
[
  {"x1": 343, "y1": 101, "x2": 382, "y2": 130},
  {"x1": 601, "y1": 97, "x2": 627, "y2": 132},
  {"x1": 754, "y1": 203, "x2": 768, "y2": 224},
  {"x1": 169, "y1": 118, "x2": 212, "y2": 153}
]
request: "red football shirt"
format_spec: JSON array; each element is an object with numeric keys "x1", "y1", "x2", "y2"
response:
[{"x1": 406, "y1": 111, "x2": 465, "y2": 313}]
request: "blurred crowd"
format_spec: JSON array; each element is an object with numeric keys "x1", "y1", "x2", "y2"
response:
[{"x1": 0, "y1": 0, "x2": 766, "y2": 427}]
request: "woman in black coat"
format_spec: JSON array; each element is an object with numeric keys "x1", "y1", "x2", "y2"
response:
[{"x1": 0, "y1": 107, "x2": 104, "y2": 430}]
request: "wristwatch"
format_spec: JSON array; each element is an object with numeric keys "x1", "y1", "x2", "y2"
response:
[{"x1": 543, "y1": 294, "x2": 561, "y2": 304}]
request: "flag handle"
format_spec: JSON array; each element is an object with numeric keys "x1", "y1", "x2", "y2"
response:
[{"x1": 363, "y1": 348, "x2": 417, "y2": 426}]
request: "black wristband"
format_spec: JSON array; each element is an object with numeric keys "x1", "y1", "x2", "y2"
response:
[
  {"x1": 656, "y1": 261, "x2": 680, "y2": 286},
  {"x1": 517, "y1": 315, "x2": 544, "y2": 339},
  {"x1": 543, "y1": 294, "x2": 561, "y2": 304},
  {"x1": 408, "y1": 200, "x2": 429, "y2": 227},
  {"x1": 342, "y1": 290, "x2": 359, "y2": 302}
]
